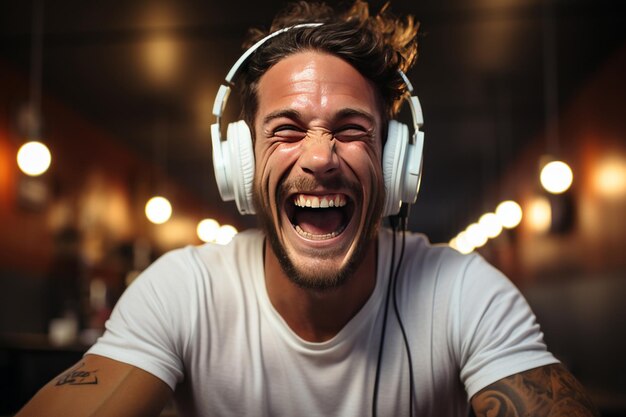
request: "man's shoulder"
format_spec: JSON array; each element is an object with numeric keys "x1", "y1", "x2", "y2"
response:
[
  {"x1": 377, "y1": 227, "x2": 500, "y2": 294},
  {"x1": 378, "y1": 227, "x2": 474, "y2": 268},
  {"x1": 132, "y1": 229, "x2": 264, "y2": 290},
  {"x1": 193, "y1": 228, "x2": 264, "y2": 263},
  {"x1": 181, "y1": 228, "x2": 267, "y2": 288}
]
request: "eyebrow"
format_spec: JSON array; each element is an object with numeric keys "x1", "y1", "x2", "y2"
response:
[
  {"x1": 261, "y1": 108, "x2": 377, "y2": 127},
  {"x1": 333, "y1": 108, "x2": 377, "y2": 126},
  {"x1": 262, "y1": 109, "x2": 302, "y2": 127}
]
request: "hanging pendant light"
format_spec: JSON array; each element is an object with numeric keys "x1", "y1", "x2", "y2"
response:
[
  {"x1": 540, "y1": 159, "x2": 573, "y2": 194},
  {"x1": 18, "y1": 0, "x2": 51, "y2": 176},
  {"x1": 145, "y1": 118, "x2": 173, "y2": 224},
  {"x1": 540, "y1": 0, "x2": 573, "y2": 195},
  {"x1": 17, "y1": 140, "x2": 51, "y2": 176}
]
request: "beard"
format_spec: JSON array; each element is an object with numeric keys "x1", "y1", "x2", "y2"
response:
[{"x1": 253, "y1": 175, "x2": 384, "y2": 292}]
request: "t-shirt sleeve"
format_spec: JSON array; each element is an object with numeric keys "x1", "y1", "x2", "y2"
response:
[
  {"x1": 454, "y1": 254, "x2": 559, "y2": 399},
  {"x1": 86, "y1": 247, "x2": 199, "y2": 390}
]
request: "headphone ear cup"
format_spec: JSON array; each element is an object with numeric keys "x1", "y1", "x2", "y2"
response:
[
  {"x1": 402, "y1": 129, "x2": 424, "y2": 204},
  {"x1": 211, "y1": 120, "x2": 235, "y2": 202},
  {"x1": 382, "y1": 120, "x2": 409, "y2": 217},
  {"x1": 226, "y1": 120, "x2": 256, "y2": 215}
]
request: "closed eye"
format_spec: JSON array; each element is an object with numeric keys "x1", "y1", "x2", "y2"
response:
[
  {"x1": 273, "y1": 125, "x2": 306, "y2": 141},
  {"x1": 334, "y1": 125, "x2": 372, "y2": 141}
]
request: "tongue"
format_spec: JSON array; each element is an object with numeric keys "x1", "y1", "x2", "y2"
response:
[{"x1": 295, "y1": 208, "x2": 344, "y2": 235}]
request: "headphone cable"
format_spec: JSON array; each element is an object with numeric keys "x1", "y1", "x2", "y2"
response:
[
  {"x1": 392, "y1": 209, "x2": 416, "y2": 417},
  {"x1": 372, "y1": 205, "x2": 415, "y2": 417},
  {"x1": 371, "y1": 216, "x2": 397, "y2": 417}
]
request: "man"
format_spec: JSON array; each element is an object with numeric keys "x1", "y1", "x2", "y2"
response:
[{"x1": 18, "y1": 1, "x2": 598, "y2": 416}]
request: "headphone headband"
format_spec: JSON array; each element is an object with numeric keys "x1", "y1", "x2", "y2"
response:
[
  {"x1": 226, "y1": 23, "x2": 324, "y2": 84},
  {"x1": 212, "y1": 23, "x2": 323, "y2": 120}
]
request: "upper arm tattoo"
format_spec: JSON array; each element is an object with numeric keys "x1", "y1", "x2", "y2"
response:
[
  {"x1": 55, "y1": 362, "x2": 99, "y2": 386},
  {"x1": 471, "y1": 364, "x2": 599, "y2": 417}
]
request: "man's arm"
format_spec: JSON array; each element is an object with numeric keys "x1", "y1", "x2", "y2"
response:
[
  {"x1": 471, "y1": 363, "x2": 599, "y2": 417},
  {"x1": 16, "y1": 354, "x2": 172, "y2": 417}
]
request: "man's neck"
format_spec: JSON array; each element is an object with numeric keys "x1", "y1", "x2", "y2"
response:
[{"x1": 263, "y1": 241, "x2": 378, "y2": 343}]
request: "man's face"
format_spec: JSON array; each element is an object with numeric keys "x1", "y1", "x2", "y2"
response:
[{"x1": 253, "y1": 51, "x2": 385, "y2": 290}]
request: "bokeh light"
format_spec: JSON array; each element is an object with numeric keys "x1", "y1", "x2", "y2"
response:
[
  {"x1": 594, "y1": 155, "x2": 626, "y2": 198},
  {"x1": 466, "y1": 223, "x2": 488, "y2": 248},
  {"x1": 215, "y1": 225, "x2": 238, "y2": 245},
  {"x1": 527, "y1": 196, "x2": 552, "y2": 233},
  {"x1": 478, "y1": 212, "x2": 503, "y2": 239},
  {"x1": 197, "y1": 218, "x2": 220, "y2": 243},
  {"x1": 540, "y1": 160, "x2": 573, "y2": 194},
  {"x1": 17, "y1": 141, "x2": 51, "y2": 176},
  {"x1": 454, "y1": 231, "x2": 474, "y2": 254},
  {"x1": 496, "y1": 200, "x2": 523, "y2": 229},
  {"x1": 145, "y1": 196, "x2": 172, "y2": 224}
]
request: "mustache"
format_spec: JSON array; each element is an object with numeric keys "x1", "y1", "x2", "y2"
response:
[{"x1": 278, "y1": 176, "x2": 361, "y2": 202}]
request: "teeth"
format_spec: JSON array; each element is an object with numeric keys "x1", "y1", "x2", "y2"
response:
[
  {"x1": 295, "y1": 224, "x2": 345, "y2": 240},
  {"x1": 293, "y1": 194, "x2": 347, "y2": 208}
]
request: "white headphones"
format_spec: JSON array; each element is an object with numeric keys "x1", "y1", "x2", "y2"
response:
[{"x1": 211, "y1": 23, "x2": 425, "y2": 216}]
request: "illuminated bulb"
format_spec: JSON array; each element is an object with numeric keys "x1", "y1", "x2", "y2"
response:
[
  {"x1": 495, "y1": 200, "x2": 523, "y2": 229},
  {"x1": 215, "y1": 224, "x2": 238, "y2": 245},
  {"x1": 478, "y1": 213, "x2": 503, "y2": 239},
  {"x1": 145, "y1": 196, "x2": 172, "y2": 224},
  {"x1": 527, "y1": 196, "x2": 552, "y2": 233},
  {"x1": 449, "y1": 237, "x2": 458, "y2": 251},
  {"x1": 197, "y1": 218, "x2": 220, "y2": 243},
  {"x1": 17, "y1": 141, "x2": 51, "y2": 176},
  {"x1": 466, "y1": 223, "x2": 488, "y2": 248},
  {"x1": 540, "y1": 160, "x2": 573, "y2": 194},
  {"x1": 455, "y1": 231, "x2": 474, "y2": 254}
]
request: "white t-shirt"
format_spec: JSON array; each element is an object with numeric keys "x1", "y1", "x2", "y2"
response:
[{"x1": 87, "y1": 228, "x2": 557, "y2": 416}]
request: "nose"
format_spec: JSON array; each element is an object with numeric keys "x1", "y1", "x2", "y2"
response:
[{"x1": 298, "y1": 133, "x2": 339, "y2": 177}]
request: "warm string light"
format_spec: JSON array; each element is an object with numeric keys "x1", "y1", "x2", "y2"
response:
[
  {"x1": 196, "y1": 218, "x2": 238, "y2": 245},
  {"x1": 197, "y1": 218, "x2": 220, "y2": 242},
  {"x1": 144, "y1": 201, "x2": 239, "y2": 245},
  {"x1": 478, "y1": 213, "x2": 502, "y2": 239},
  {"x1": 449, "y1": 200, "x2": 523, "y2": 254},
  {"x1": 495, "y1": 200, "x2": 523, "y2": 229},
  {"x1": 216, "y1": 225, "x2": 238, "y2": 245}
]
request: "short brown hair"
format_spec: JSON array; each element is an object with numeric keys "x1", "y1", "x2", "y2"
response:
[{"x1": 238, "y1": 0, "x2": 419, "y2": 135}]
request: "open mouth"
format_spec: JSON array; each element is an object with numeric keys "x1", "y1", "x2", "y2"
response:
[{"x1": 286, "y1": 193, "x2": 354, "y2": 241}]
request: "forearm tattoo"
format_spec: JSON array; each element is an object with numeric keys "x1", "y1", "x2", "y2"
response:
[
  {"x1": 472, "y1": 364, "x2": 599, "y2": 417},
  {"x1": 55, "y1": 362, "x2": 99, "y2": 386}
]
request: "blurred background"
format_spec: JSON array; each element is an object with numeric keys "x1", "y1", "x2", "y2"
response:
[{"x1": 0, "y1": 0, "x2": 624, "y2": 415}]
